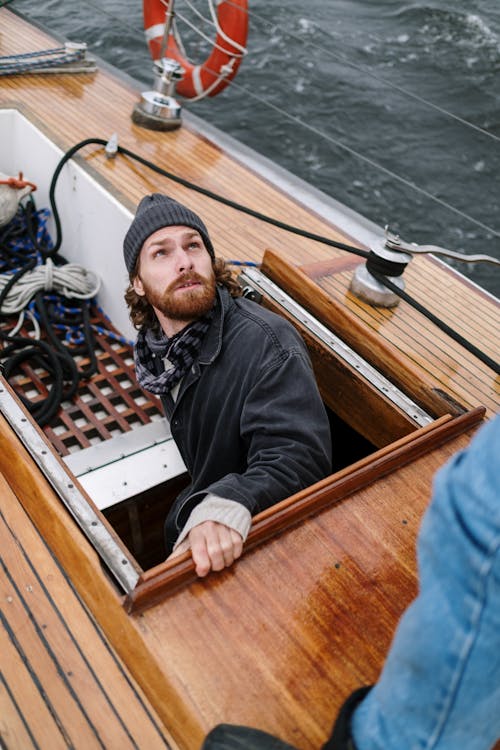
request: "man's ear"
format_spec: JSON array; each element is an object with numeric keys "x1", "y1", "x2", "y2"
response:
[{"x1": 132, "y1": 275, "x2": 145, "y2": 297}]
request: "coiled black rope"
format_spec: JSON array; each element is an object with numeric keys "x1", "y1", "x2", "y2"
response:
[
  {"x1": 0, "y1": 334, "x2": 66, "y2": 425},
  {"x1": 0, "y1": 200, "x2": 98, "y2": 425}
]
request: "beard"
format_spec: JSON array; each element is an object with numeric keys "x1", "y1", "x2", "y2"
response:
[{"x1": 141, "y1": 270, "x2": 217, "y2": 322}]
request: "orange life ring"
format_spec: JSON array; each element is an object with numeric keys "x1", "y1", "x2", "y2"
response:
[{"x1": 143, "y1": 0, "x2": 248, "y2": 99}]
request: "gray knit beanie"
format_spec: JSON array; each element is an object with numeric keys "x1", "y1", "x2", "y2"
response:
[{"x1": 123, "y1": 193, "x2": 215, "y2": 274}]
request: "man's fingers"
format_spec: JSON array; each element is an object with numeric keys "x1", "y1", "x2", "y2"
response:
[
  {"x1": 213, "y1": 525, "x2": 243, "y2": 569},
  {"x1": 227, "y1": 528, "x2": 243, "y2": 562},
  {"x1": 189, "y1": 526, "x2": 212, "y2": 577},
  {"x1": 190, "y1": 522, "x2": 244, "y2": 577},
  {"x1": 167, "y1": 538, "x2": 190, "y2": 560},
  {"x1": 167, "y1": 523, "x2": 245, "y2": 577}
]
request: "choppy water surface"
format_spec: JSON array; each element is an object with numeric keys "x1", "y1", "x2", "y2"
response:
[{"x1": 11, "y1": 0, "x2": 500, "y2": 296}]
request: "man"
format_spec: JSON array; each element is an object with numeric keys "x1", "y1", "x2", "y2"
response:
[
  {"x1": 202, "y1": 414, "x2": 500, "y2": 750},
  {"x1": 123, "y1": 193, "x2": 332, "y2": 577}
]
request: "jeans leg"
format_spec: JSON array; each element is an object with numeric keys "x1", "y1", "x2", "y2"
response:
[{"x1": 352, "y1": 417, "x2": 500, "y2": 750}]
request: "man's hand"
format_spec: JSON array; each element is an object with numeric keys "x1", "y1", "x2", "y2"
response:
[{"x1": 168, "y1": 521, "x2": 244, "y2": 577}]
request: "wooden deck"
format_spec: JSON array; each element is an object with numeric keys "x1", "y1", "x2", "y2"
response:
[
  {"x1": 0, "y1": 465, "x2": 175, "y2": 749},
  {"x1": 1, "y1": 8, "x2": 499, "y2": 750}
]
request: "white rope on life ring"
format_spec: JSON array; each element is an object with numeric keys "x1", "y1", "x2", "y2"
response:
[{"x1": 143, "y1": 0, "x2": 248, "y2": 99}]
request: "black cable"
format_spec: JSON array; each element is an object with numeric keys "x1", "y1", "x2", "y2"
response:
[
  {"x1": 33, "y1": 291, "x2": 81, "y2": 400},
  {"x1": 0, "y1": 257, "x2": 37, "y2": 312},
  {"x1": 80, "y1": 300, "x2": 99, "y2": 379},
  {"x1": 23, "y1": 194, "x2": 54, "y2": 257},
  {"x1": 0, "y1": 332, "x2": 66, "y2": 425},
  {"x1": 118, "y1": 144, "x2": 370, "y2": 257},
  {"x1": 45, "y1": 137, "x2": 369, "y2": 259}
]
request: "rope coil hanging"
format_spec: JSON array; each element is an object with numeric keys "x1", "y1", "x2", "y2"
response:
[{"x1": 0, "y1": 198, "x2": 102, "y2": 425}]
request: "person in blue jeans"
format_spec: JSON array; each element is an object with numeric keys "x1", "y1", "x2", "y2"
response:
[{"x1": 202, "y1": 414, "x2": 500, "y2": 750}]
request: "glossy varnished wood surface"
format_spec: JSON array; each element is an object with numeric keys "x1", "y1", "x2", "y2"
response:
[
  {"x1": 262, "y1": 250, "x2": 499, "y2": 418},
  {"x1": 0, "y1": 402, "x2": 483, "y2": 749},
  {"x1": 0, "y1": 467, "x2": 174, "y2": 750},
  {"x1": 125, "y1": 409, "x2": 485, "y2": 612},
  {"x1": 0, "y1": 411, "x2": 203, "y2": 749},
  {"x1": 130, "y1": 428, "x2": 478, "y2": 749}
]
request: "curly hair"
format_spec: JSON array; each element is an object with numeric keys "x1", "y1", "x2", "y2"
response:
[{"x1": 124, "y1": 256, "x2": 243, "y2": 330}]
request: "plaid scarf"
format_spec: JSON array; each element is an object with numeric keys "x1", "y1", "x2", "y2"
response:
[{"x1": 134, "y1": 310, "x2": 214, "y2": 395}]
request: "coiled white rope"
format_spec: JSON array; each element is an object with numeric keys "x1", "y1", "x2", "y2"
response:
[
  {"x1": 0, "y1": 258, "x2": 101, "y2": 315},
  {"x1": 8, "y1": 309, "x2": 41, "y2": 339}
]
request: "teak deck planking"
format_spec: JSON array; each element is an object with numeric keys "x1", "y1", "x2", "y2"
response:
[
  {"x1": 0, "y1": 468, "x2": 175, "y2": 750},
  {"x1": 1, "y1": 8, "x2": 499, "y2": 750}
]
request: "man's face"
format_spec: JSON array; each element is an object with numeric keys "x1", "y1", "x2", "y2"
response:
[{"x1": 133, "y1": 225, "x2": 216, "y2": 335}]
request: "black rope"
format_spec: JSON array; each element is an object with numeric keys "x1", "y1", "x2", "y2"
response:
[
  {"x1": 370, "y1": 271, "x2": 500, "y2": 375},
  {"x1": 0, "y1": 200, "x2": 98, "y2": 425},
  {"x1": 33, "y1": 292, "x2": 85, "y2": 394},
  {"x1": 45, "y1": 137, "x2": 370, "y2": 259},
  {"x1": 0, "y1": 258, "x2": 37, "y2": 311},
  {"x1": 0, "y1": 330, "x2": 67, "y2": 425},
  {"x1": 366, "y1": 251, "x2": 408, "y2": 278}
]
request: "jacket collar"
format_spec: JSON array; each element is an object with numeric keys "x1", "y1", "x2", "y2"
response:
[{"x1": 198, "y1": 285, "x2": 231, "y2": 366}]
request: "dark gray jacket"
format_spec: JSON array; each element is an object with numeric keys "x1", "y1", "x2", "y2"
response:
[{"x1": 162, "y1": 286, "x2": 332, "y2": 551}]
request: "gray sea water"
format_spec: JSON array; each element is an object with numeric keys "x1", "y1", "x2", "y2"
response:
[{"x1": 10, "y1": 0, "x2": 500, "y2": 297}]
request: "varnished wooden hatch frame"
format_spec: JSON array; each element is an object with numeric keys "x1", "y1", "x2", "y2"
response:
[{"x1": 125, "y1": 407, "x2": 484, "y2": 612}]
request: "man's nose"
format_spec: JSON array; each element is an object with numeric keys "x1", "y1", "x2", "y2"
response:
[{"x1": 176, "y1": 248, "x2": 194, "y2": 272}]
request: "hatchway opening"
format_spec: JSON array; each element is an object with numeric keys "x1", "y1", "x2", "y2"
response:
[
  {"x1": 328, "y1": 407, "x2": 376, "y2": 472},
  {"x1": 103, "y1": 474, "x2": 190, "y2": 570},
  {"x1": 99, "y1": 405, "x2": 376, "y2": 570}
]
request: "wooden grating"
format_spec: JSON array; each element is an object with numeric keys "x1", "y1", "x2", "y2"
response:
[{"x1": 1, "y1": 303, "x2": 163, "y2": 457}]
